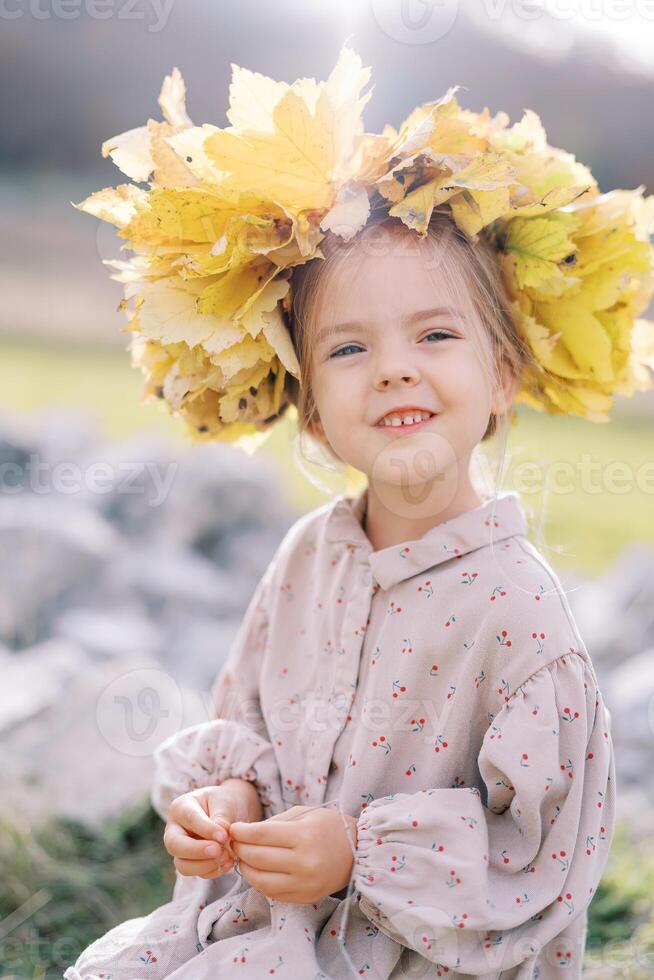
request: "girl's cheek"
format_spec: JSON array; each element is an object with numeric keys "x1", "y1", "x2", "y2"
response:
[{"x1": 446, "y1": 359, "x2": 488, "y2": 399}]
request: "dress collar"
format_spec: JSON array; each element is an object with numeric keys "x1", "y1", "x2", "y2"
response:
[{"x1": 324, "y1": 485, "x2": 529, "y2": 590}]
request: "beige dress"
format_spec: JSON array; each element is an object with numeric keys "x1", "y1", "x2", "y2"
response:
[{"x1": 64, "y1": 487, "x2": 616, "y2": 979}]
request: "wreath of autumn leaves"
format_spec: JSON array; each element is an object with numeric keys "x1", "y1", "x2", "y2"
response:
[{"x1": 75, "y1": 45, "x2": 654, "y2": 449}]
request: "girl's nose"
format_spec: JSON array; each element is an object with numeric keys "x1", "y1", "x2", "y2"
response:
[
  {"x1": 371, "y1": 340, "x2": 421, "y2": 388},
  {"x1": 374, "y1": 363, "x2": 420, "y2": 387},
  {"x1": 377, "y1": 375, "x2": 417, "y2": 387}
]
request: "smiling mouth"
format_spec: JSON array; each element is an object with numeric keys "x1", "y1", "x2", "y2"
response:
[{"x1": 374, "y1": 413, "x2": 437, "y2": 433}]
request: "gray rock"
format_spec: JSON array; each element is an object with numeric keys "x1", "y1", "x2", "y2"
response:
[
  {"x1": 606, "y1": 647, "x2": 654, "y2": 794},
  {"x1": 103, "y1": 542, "x2": 240, "y2": 615},
  {"x1": 0, "y1": 436, "x2": 33, "y2": 493},
  {"x1": 51, "y1": 604, "x2": 162, "y2": 660},
  {"x1": 155, "y1": 441, "x2": 295, "y2": 568},
  {"x1": 0, "y1": 406, "x2": 101, "y2": 487},
  {"x1": 566, "y1": 543, "x2": 654, "y2": 670},
  {"x1": 615, "y1": 785, "x2": 654, "y2": 841},
  {"x1": 156, "y1": 612, "x2": 245, "y2": 691},
  {"x1": 0, "y1": 495, "x2": 122, "y2": 650},
  {"x1": 0, "y1": 638, "x2": 89, "y2": 733},
  {"x1": 24, "y1": 405, "x2": 102, "y2": 465},
  {"x1": 0, "y1": 653, "x2": 209, "y2": 826},
  {"x1": 74, "y1": 431, "x2": 183, "y2": 538},
  {"x1": 218, "y1": 522, "x2": 294, "y2": 586}
]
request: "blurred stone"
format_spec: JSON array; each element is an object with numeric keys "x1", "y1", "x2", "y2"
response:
[
  {"x1": 103, "y1": 542, "x2": 239, "y2": 614},
  {"x1": 0, "y1": 638, "x2": 88, "y2": 733},
  {"x1": 51, "y1": 604, "x2": 162, "y2": 660},
  {"x1": 74, "y1": 431, "x2": 183, "y2": 539},
  {"x1": 568, "y1": 543, "x2": 654, "y2": 670},
  {"x1": 0, "y1": 406, "x2": 101, "y2": 474},
  {"x1": 155, "y1": 441, "x2": 295, "y2": 571},
  {"x1": 607, "y1": 647, "x2": 654, "y2": 795},
  {"x1": 26, "y1": 405, "x2": 102, "y2": 464},
  {"x1": 219, "y1": 522, "x2": 293, "y2": 588},
  {"x1": 0, "y1": 436, "x2": 33, "y2": 493},
  {"x1": 615, "y1": 785, "x2": 654, "y2": 842},
  {"x1": 157, "y1": 612, "x2": 245, "y2": 692},
  {"x1": 0, "y1": 495, "x2": 122, "y2": 650},
  {"x1": 0, "y1": 654, "x2": 209, "y2": 826}
]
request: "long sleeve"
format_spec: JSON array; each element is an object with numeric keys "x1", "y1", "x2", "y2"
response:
[
  {"x1": 150, "y1": 564, "x2": 285, "y2": 822},
  {"x1": 352, "y1": 652, "x2": 616, "y2": 976}
]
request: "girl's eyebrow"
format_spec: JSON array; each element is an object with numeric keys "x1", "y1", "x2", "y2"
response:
[{"x1": 316, "y1": 306, "x2": 462, "y2": 347}]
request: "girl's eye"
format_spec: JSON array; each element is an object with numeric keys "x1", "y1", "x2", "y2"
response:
[
  {"x1": 329, "y1": 343, "x2": 364, "y2": 359},
  {"x1": 329, "y1": 331, "x2": 454, "y2": 359}
]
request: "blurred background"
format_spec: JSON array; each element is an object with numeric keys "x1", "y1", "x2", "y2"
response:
[{"x1": 1, "y1": 1, "x2": 654, "y2": 976}]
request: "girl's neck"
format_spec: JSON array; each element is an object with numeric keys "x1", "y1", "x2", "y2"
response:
[{"x1": 361, "y1": 481, "x2": 487, "y2": 552}]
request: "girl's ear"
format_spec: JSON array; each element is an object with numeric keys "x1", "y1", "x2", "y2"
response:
[{"x1": 491, "y1": 367, "x2": 521, "y2": 418}]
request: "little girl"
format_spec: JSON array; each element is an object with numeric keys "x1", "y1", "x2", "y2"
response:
[
  {"x1": 64, "y1": 47, "x2": 651, "y2": 978},
  {"x1": 64, "y1": 209, "x2": 618, "y2": 979}
]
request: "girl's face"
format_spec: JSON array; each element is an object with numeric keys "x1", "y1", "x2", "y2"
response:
[{"x1": 308, "y1": 231, "x2": 516, "y2": 516}]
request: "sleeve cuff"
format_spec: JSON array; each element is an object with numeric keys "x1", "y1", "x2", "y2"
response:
[{"x1": 150, "y1": 718, "x2": 285, "y2": 822}]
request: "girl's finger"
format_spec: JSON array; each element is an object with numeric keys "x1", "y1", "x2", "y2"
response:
[
  {"x1": 163, "y1": 822, "x2": 229, "y2": 861},
  {"x1": 230, "y1": 819, "x2": 297, "y2": 847},
  {"x1": 213, "y1": 856, "x2": 235, "y2": 876},
  {"x1": 237, "y1": 859, "x2": 294, "y2": 893},
  {"x1": 232, "y1": 841, "x2": 295, "y2": 874},
  {"x1": 173, "y1": 854, "x2": 233, "y2": 877},
  {"x1": 170, "y1": 796, "x2": 226, "y2": 841}
]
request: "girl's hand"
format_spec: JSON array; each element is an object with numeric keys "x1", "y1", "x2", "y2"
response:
[
  {"x1": 163, "y1": 782, "x2": 257, "y2": 879},
  {"x1": 229, "y1": 805, "x2": 359, "y2": 904}
]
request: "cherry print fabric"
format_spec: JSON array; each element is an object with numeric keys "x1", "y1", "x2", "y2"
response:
[
  {"x1": 64, "y1": 488, "x2": 616, "y2": 980},
  {"x1": 354, "y1": 654, "x2": 614, "y2": 976}
]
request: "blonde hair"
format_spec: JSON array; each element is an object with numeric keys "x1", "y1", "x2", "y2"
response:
[{"x1": 284, "y1": 206, "x2": 536, "y2": 494}]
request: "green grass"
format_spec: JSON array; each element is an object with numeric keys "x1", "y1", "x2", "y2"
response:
[
  {"x1": 0, "y1": 803, "x2": 173, "y2": 980},
  {"x1": 583, "y1": 821, "x2": 654, "y2": 976},
  {"x1": 2, "y1": 336, "x2": 653, "y2": 574},
  {"x1": 0, "y1": 337, "x2": 176, "y2": 440},
  {"x1": 496, "y1": 408, "x2": 654, "y2": 574}
]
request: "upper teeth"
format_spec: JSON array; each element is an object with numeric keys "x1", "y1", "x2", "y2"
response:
[{"x1": 379, "y1": 411, "x2": 434, "y2": 427}]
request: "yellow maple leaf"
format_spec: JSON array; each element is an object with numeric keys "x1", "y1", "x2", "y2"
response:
[
  {"x1": 204, "y1": 45, "x2": 372, "y2": 213},
  {"x1": 503, "y1": 216, "x2": 575, "y2": 289},
  {"x1": 72, "y1": 184, "x2": 147, "y2": 228}
]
